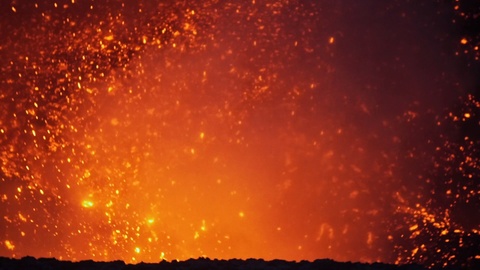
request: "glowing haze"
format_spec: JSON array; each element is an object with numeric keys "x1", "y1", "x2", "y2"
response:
[{"x1": 1, "y1": 0, "x2": 479, "y2": 268}]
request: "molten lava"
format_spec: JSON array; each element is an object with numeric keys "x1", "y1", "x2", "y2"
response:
[{"x1": 1, "y1": 1, "x2": 479, "y2": 268}]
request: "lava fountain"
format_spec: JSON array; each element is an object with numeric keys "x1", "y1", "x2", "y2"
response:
[{"x1": 1, "y1": 0, "x2": 479, "y2": 268}]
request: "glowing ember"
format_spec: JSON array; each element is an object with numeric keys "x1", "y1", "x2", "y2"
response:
[{"x1": 0, "y1": 0, "x2": 479, "y2": 268}]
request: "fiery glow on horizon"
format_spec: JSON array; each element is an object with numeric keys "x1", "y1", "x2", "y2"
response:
[{"x1": 0, "y1": 0, "x2": 479, "y2": 268}]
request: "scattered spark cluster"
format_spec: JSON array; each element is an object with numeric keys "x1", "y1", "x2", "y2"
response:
[
  {"x1": 390, "y1": 93, "x2": 480, "y2": 268},
  {"x1": 0, "y1": 0, "x2": 479, "y2": 268},
  {"x1": 453, "y1": 0, "x2": 480, "y2": 63}
]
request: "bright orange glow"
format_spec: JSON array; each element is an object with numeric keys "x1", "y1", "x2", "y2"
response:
[{"x1": 0, "y1": 1, "x2": 479, "y2": 269}]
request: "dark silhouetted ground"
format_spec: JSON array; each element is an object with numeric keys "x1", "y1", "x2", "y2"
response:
[{"x1": 1, "y1": 256, "x2": 475, "y2": 270}]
